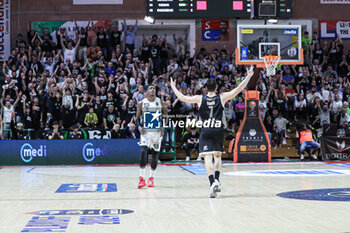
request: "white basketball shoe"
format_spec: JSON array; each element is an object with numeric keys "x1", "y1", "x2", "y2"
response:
[
  {"x1": 215, "y1": 179, "x2": 221, "y2": 192},
  {"x1": 209, "y1": 182, "x2": 218, "y2": 198}
]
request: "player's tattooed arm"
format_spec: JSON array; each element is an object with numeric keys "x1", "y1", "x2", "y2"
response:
[
  {"x1": 221, "y1": 65, "x2": 254, "y2": 103},
  {"x1": 170, "y1": 77, "x2": 201, "y2": 104}
]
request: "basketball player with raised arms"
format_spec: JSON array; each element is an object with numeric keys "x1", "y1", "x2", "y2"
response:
[
  {"x1": 170, "y1": 66, "x2": 254, "y2": 198},
  {"x1": 136, "y1": 85, "x2": 167, "y2": 189}
]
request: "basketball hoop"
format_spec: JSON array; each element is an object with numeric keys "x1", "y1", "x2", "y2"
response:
[{"x1": 262, "y1": 55, "x2": 281, "y2": 77}]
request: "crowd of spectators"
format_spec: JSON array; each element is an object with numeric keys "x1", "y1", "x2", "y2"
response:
[{"x1": 0, "y1": 21, "x2": 349, "y2": 154}]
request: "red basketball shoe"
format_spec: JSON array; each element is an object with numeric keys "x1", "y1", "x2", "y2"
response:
[
  {"x1": 147, "y1": 177, "x2": 154, "y2": 187},
  {"x1": 138, "y1": 176, "x2": 146, "y2": 189}
]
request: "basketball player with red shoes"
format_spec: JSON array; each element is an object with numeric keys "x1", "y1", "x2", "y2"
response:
[{"x1": 136, "y1": 85, "x2": 167, "y2": 188}]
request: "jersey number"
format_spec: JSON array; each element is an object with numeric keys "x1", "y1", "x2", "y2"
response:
[{"x1": 209, "y1": 106, "x2": 214, "y2": 118}]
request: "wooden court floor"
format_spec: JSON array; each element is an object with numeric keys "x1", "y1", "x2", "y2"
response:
[{"x1": 0, "y1": 162, "x2": 350, "y2": 233}]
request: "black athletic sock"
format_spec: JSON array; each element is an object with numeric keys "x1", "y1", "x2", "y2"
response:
[
  {"x1": 215, "y1": 171, "x2": 220, "y2": 181},
  {"x1": 208, "y1": 175, "x2": 215, "y2": 186}
]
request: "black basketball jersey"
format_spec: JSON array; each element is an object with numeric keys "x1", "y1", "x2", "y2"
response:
[{"x1": 198, "y1": 94, "x2": 225, "y2": 128}]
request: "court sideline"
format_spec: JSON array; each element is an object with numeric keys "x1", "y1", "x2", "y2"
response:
[{"x1": 0, "y1": 162, "x2": 350, "y2": 233}]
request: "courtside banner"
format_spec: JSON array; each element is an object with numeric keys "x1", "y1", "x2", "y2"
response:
[
  {"x1": 234, "y1": 91, "x2": 271, "y2": 163},
  {"x1": 31, "y1": 20, "x2": 111, "y2": 43},
  {"x1": 73, "y1": 0, "x2": 123, "y2": 4},
  {"x1": 320, "y1": 136, "x2": 350, "y2": 160},
  {"x1": 0, "y1": 139, "x2": 140, "y2": 165},
  {"x1": 62, "y1": 128, "x2": 116, "y2": 139},
  {"x1": 320, "y1": 0, "x2": 350, "y2": 4},
  {"x1": 0, "y1": 0, "x2": 10, "y2": 60}
]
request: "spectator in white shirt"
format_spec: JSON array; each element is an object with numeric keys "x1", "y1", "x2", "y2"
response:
[
  {"x1": 123, "y1": 19, "x2": 138, "y2": 52},
  {"x1": 1, "y1": 87, "x2": 20, "y2": 139},
  {"x1": 339, "y1": 108, "x2": 350, "y2": 125},
  {"x1": 321, "y1": 84, "x2": 330, "y2": 101},
  {"x1": 306, "y1": 86, "x2": 323, "y2": 103},
  {"x1": 40, "y1": 56, "x2": 58, "y2": 76},
  {"x1": 260, "y1": 93, "x2": 269, "y2": 121},
  {"x1": 274, "y1": 113, "x2": 289, "y2": 145},
  {"x1": 331, "y1": 93, "x2": 343, "y2": 113},
  {"x1": 318, "y1": 102, "x2": 331, "y2": 124},
  {"x1": 295, "y1": 93, "x2": 307, "y2": 121},
  {"x1": 343, "y1": 101, "x2": 350, "y2": 113},
  {"x1": 61, "y1": 32, "x2": 81, "y2": 64},
  {"x1": 173, "y1": 32, "x2": 188, "y2": 61},
  {"x1": 132, "y1": 85, "x2": 144, "y2": 103},
  {"x1": 330, "y1": 87, "x2": 343, "y2": 101}
]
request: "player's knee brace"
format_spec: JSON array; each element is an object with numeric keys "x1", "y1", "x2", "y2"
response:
[
  {"x1": 140, "y1": 146, "x2": 148, "y2": 167},
  {"x1": 151, "y1": 150, "x2": 159, "y2": 170}
]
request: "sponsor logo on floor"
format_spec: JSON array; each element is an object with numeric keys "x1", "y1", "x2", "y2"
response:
[
  {"x1": 22, "y1": 209, "x2": 134, "y2": 232},
  {"x1": 224, "y1": 169, "x2": 350, "y2": 176},
  {"x1": 277, "y1": 188, "x2": 350, "y2": 201},
  {"x1": 180, "y1": 165, "x2": 207, "y2": 175},
  {"x1": 24, "y1": 209, "x2": 134, "y2": 216},
  {"x1": 325, "y1": 163, "x2": 350, "y2": 169},
  {"x1": 56, "y1": 183, "x2": 117, "y2": 193}
]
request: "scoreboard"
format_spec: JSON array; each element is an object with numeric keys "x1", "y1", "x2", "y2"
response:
[
  {"x1": 279, "y1": 0, "x2": 293, "y2": 18},
  {"x1": 146, "y1": 0, "x2": 292, "y2": 19},
  {"x1": 146, "y1": 0, "x2": 252, "y2": 19}
]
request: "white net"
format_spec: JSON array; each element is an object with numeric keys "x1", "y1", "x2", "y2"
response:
[{"x1": 263, "y1": 55, "x2": 281, "y2": 77}]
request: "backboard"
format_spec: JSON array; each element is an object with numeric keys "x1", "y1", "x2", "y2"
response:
[{"x1": 236, "y1": 25, "x2": 303, "y2": 66}]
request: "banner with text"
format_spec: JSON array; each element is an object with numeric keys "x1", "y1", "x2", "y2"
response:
[
  {"x1": 73, "y1": 0, "x2": 123, "y2": 4},
  {"x1": 320, "y1": 136, "x2": 350, "y2": 160},
  {"x1": 31, "y1": 20, "x2": 112, "y2": 43},
  {"x1": 61, "y1": 128, "x2": 112, "y2": 139},
  {"x1": 201, "y1": 20, "x2": 230, "y2": 41},
  {"x1": 0, "y1": 0, "x2": 10, "y2": 61},
  {"x1": 321, "y1": 0, "x2": 350, "y2": 4},
  {"x1": 234, "y1": 91, "x2": 271, "y2": 163},
  {"x1": 0, "y1": 139, "x2": 140, "y2": 165},
  {"x1": 319, "y1": 20, "x2": 350, "y2": 40}
]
